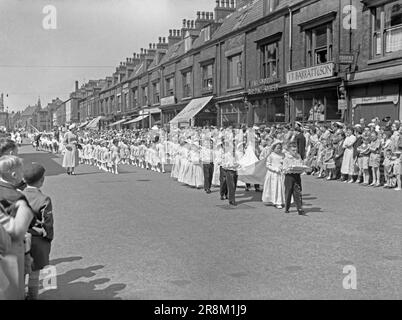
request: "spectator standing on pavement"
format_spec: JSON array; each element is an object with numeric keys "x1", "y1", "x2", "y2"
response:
[
  {"x1": 62, "y1": 124, "x2": 79, "y2": 175},
  {"x1": 23, "y1": 163, "x2": 54, "y2": 300},
  {"x1": 0, "y1": 155, "x2": 34, "y2": 300}
]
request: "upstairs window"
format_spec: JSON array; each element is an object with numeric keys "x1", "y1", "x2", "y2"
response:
[
  {"x1": 182, "y1": 71, "x2": 192, "y2": 98},
  {"x1": 306, "y1": 23, "x2": 333, "y2": 66},
  {"x1": 142, "y1": 86, "x2": 148, "y2": 106},
  {"x1": 202, "y1": 64, "x2": 214, "y2": 91},
  {"x1": 153, "y1": 82, "x2": 160, "y2": 104},
  {"x1": 165, "y1": 77, "x2": 175, "y2": 96},
  {"x1": 373, "y1": 1, "x2": 402, "y2": 56},
  {"x1": 228, "y1": 54, "x2": 242, "y2": 88},
  {"x1": 131, "y1": 88, "x2": 138, "y2": 109},
  {"x1": 203, "y1": 26, "x2": 211, "y2": 41},
  {"x1": 260, "y1": 41, "x2": 279, "y2": 78}
]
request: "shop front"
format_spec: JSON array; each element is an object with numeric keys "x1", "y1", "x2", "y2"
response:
[
  {"x1": 159, "y1": 96, "x2": 186, "y2": 128},
  {"x1": 218, "y1": 99, "x2": 248, "y2": 128},
  {"x1": 170, "y1": 96, "x2": 215, "y2": 128},
  {"x1": 348, "y1": 82, "x2": 401, "y2": 124},
  {"x1": 286, "y1": 62, "x2": 343, "y2": 123},
  {"x1": 247, "y1": 78, "x2": 286, "y2": 124}
]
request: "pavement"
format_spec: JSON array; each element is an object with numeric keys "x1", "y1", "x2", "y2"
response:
[{"x1": 18, "y1": 144, "x2": 402, "y2": 300}]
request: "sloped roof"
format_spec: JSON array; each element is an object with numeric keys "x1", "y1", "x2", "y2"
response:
[
  {"x1": 21, "y1": 105, "x2": 38, "y2": 117},
  {"x1": 159, "y1": 40, "x2": 185, "y2": 66},
  {"x1": 212, "y1": 0, "x2": 264, "y2": 40}
]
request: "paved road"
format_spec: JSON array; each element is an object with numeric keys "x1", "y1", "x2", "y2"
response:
[{"x1": 19, "y1": 144, "x2": 402, "y2": 300}]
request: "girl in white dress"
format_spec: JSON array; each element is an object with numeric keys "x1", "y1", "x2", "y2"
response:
[{"x1": 262, "y1": 141, "x2": 285, "y2": 209}]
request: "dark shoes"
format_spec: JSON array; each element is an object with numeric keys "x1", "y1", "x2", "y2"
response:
[
  {"x1": 206, "y1": 189, "x2": 212, "y2": 194},
  {"x1": 298, "y1": 210, "x2": 306, "y2": 216},
  {"x1": 229, "y1": 201, "x2": 237, "y2": 206},
  {"x1": 220, "y1": 196, "x2": 227, "y2": 200}
]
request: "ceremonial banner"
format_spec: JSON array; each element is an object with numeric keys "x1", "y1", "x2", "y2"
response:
[{"x1": 238, "y1": 159, "x2": 267, "y2": 185}]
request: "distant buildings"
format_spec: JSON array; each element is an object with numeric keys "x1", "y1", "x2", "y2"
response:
[{"x1": 27, "y1": 0, "x2": 402, "y2": 130}]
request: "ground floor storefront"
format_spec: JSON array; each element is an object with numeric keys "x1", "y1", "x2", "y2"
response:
[{"x1": 348, "y1": 81, "x2": 401, "y2": 124}]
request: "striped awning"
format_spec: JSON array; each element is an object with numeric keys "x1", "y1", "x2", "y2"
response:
[
  {"x1": 124, "y1": 114, "x2": 149, "y2": 124},
  {"x1": 108, "y1": 119, "x2": 127, "y2": 127}
]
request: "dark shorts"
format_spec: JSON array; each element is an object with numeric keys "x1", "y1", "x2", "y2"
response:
[{"x1": 30, "y1": 236, "x2": 51, "y2": 271}]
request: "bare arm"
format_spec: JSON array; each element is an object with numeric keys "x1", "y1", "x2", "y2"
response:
[{"x1": 10, "y1": 200, "x2": 34, "y2": 242}]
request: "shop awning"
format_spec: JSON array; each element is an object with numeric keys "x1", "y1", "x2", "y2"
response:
[
  {"x1": 108, "y1": 119, "x2": 127, "y2": 127},
  {"x1": 86, "y1": 116, "x2": 104, "y2": 130},
  {"x1": 124, "y1": 114, "x2": 149, "y2": 124},
  {"x1": 170, "y1": 96, "x2": 213, "y2": 125}
]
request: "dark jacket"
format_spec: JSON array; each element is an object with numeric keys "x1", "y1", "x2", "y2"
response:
[
  {"x1": 296, "y1": 132, "x2": 306, "y2": 160},
  {"x1": 23, "y1": 187, "x2": 54, "y2": 242}
]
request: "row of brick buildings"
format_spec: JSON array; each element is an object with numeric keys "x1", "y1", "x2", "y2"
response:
[{"x1": 45, "y1": 0, "x2": 402, "y2": 130}]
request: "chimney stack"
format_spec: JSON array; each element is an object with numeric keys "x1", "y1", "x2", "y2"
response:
[
  {"x1": 75, "y1": 81, "x2": 79, "y2": 91},
  {"x1": 215, "y1": 0, "x2": 236, "y2": 21},
  {"x1": 168, "y1": 29, "x2": 181, "y2": 47}
]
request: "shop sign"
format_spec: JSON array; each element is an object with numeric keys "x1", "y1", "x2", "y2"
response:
[
  {"x1": 161, "y1": 96, "x2": 176, "y2": 106},
  {"x1": 286, "y1": 62, "x2": 335, "y2": 84},
  {"x1": 248, "y1": 84, "x2": 279, "y2": 95},
  {"x1": 339, "y1": 53, "x2": 355, "y2": 64},
  {"x1": 351, "y1": 95, "x2": 399, "y2": 108},
  {"x1": 338, "y1": 99, "x2": 347, "y2": 110},
  {"x1": 139, "y1": 107, "x2": 161, "y2": 115},
  {"x1": 249, "y1": 77, "x2": 280, "y2": 88}
]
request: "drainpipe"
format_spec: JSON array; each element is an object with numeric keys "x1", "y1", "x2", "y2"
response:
[{"x1": 288, "y1": 7, "x2": 293, "y2": 71}]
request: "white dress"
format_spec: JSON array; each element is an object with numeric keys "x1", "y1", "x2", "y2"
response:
[
  {"x1": 262, "y1": 152, "x2": 285, "y2": 206},
  {"x1": 341, "y1": 135, "x2": 357, "y2": 175}
]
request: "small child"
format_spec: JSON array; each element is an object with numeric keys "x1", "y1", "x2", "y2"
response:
[
  {"x1": 393, "y1": 151, "x2": 401, "y2": 191},
  {"x1": 356, "y1": 137, "x2": 371, "y2": 185},
  {"x1": 23, "y1": 163, "x2": 54, "y2": 300},
  {"x1": 323, "y1": 139, "x2": 335, "y2": 180},
  {"x1": 283, "y1": 142, "x2": 306, "y2": 215},
  {"x1": 383, "y1": 149, "x2": 395, "y2": 188}
]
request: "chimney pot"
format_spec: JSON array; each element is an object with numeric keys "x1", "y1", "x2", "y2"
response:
[
  {"x1": 159, "y1": 37, "x2": 162, "y2": 43},
  {"x1": 153, "y1": 43, "x2": 156, "y2": 49},
  {"x1": 187, "y1": 20, "x2": 191, "y2": 29},
  {"x1": 216, "y1": 0, "x2": 220, "y2": 7},
  {"x1": 169, "y1": 29, "x2": 172, "y2": 36},
  {"x1": 205, "y1": 12, "x2": 209, "y2": 20},
  {"x1": 210, "y1": 12, "x2": 214, "y2": 20},
  {"x1": 197, "y1": 11, "x2": 201, "y2": 19},
  {"x1": 141, "y1": 48, "x2": 144, "y2": 54},
  {"x1": 163, "y1": 37, "x2": 166, "y2": 43},
  {"x1": 149, "y1": 43, "x2": 152, "y2": 49},
  {"x1": 183, "y1": 19, "x2": 186, "y2": 28}
]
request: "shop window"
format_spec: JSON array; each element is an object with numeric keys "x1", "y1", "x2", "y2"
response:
[
  {"x1": 294, "y1": 90, "x2": 340, "y2": 122},
  {"x1": 202, "y1": 64, "x2": 214, "y2": 91},
  {"x1": 165, "y1": 77, "x2": 174, "y2": 96},
  {"x1": 306, "y1": 23, "x2": 333, "y2": 66},
  {"x1": 228, "y1": 54, "x2": 242, "y2": 88},
  {"x1": 182, "y1": 71, "x2": 192, "y2": 98},
  {"x1": 373, "y1": 1, "x2": 402, "y2": 57},
  {"x1": 260, "y1": 41, "x2": 279, "y2": 79},
  {"x1": 153, "y1": 82, "x2": 160, "y2": 104}
]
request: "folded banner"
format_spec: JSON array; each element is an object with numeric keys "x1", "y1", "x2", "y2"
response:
[{"x1": 238, "y1": 159, "x2": 267, "y2": 185}]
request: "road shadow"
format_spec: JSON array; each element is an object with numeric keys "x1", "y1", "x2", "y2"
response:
[
  {"x1": 19, "y1": 152, "x2": 66, "y2": 177},
  {"x1": 39, "y1": 263, "x2": 126, "y2": 300},
  {"x1": 50, "y1": 256, "x2": 83, "y2": 266}
]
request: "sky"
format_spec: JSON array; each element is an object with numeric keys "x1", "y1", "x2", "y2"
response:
[{"x1": 0, "y1": 0, "x2": 215, "y2": 112}]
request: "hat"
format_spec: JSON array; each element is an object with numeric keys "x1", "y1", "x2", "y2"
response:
[
  {"x1": 271, "y1": 139, "x2": 283, "y2": 150},
  {"x1": 23, "y1": 162, "x2": 45, "y2": 185},
  {"x1": 69, "y1": 124, "x2": 76, "y2": 130},
  {"x1": 394, "y1": 150, "x2": 401, "y2": 155},
  {"x1": 382, "y1": 117, "x2": 391, "y2": 122},
  {"x1": 295, "y1": 121, "x2": 302, "y2": 127},
  {"x1": 368, "y1": 123, "x2": 375, "y2": 127},
  {"x1": 354, "y1": 124, "x2": 362, "y2": 128},
  {"x1": 335, "y1": 122, "x2": 344, "y2": 128}
]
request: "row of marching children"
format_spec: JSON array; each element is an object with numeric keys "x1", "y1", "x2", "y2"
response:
[{"x1": 77, "y1": 135, "x2": 167, "y2": 175}]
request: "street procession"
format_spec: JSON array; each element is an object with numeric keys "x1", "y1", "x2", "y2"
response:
[{"x1": 1, "y1": 0, "x2": 402, "y2": 302}]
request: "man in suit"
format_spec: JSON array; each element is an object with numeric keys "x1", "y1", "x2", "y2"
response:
[{"x1": 295, "y1": 122, "x2": 306, "y2": 160}]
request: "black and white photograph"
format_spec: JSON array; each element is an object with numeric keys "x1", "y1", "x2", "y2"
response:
[{"x1": 0, "y1": 0, "x2": 402, "y2": 304}]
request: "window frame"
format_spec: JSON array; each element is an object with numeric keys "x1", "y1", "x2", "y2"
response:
[
  {"x1": 371, "y1": 1, "x2": 402, "y2": 58},
  {"x1": 259, "y1": 41, "x2": 279, "y2": 79},
  {"x1": 182, "y1": 70, "x2": 192, "y2": 98},
  {"x1": 165, "y1": 76, "x2": 175, "y2": 97},
  {"x1": 227, "y1": 53, "x2": 243, "y2": 88},
  {"x1": 152, "y1": 81, "x2": 160, "y2": 105},
  {"x1": 305, "y1": 22, "x2": 333, "y2": 67},
  {"x1": 202, "y1": 63, "x2": 214, "y2": 91}
]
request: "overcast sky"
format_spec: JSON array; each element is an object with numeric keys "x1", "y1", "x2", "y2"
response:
[{"x1": 0, "y1": 0, "x2": 214, "y2": 112}]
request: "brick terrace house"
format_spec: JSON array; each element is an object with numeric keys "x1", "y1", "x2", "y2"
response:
[{"x1": 53, "y1": 0, "x2": 402, "y2": 129}]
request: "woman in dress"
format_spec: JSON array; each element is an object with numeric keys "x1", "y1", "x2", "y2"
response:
[
  {"x1": 262, "y1": 141, "x2": 285, "y2": 209},
  {"x1": 341, "y1": 127, "x2": 357, "y2": 183},
  {"x1": 62, "y1": 124, "x2": 79, "y2": 175}
]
